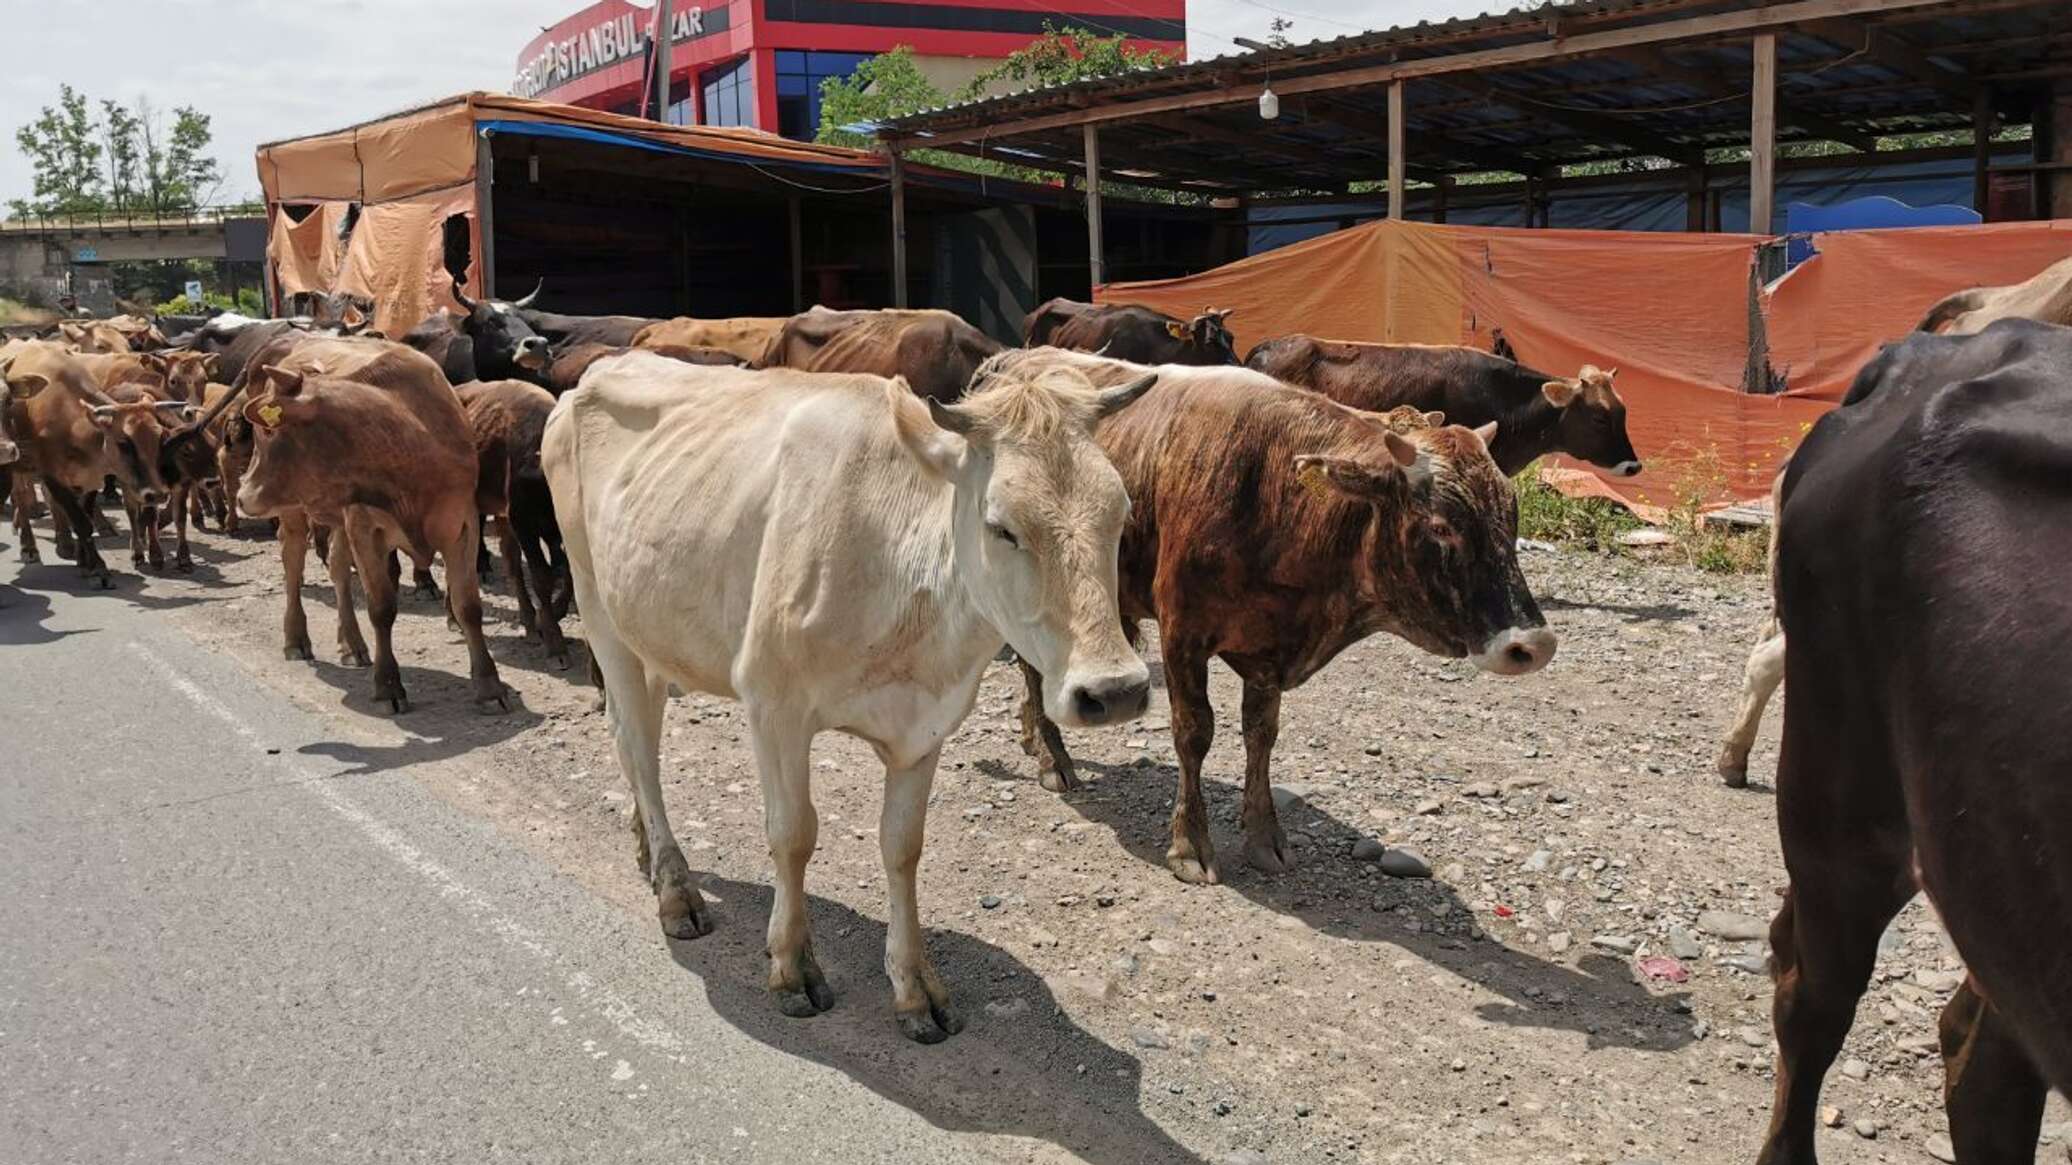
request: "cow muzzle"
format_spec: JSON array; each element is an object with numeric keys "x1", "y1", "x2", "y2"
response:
[
  {"x1": 1471, "y1": 625, "x2": 1556, "y2": 676},
  {"x1": 1609, "y1": 460, "x2": 1644, "y2": 477},
  {"x1": 1057, "y1": 666, "x2": 1151, "y2": 729},
  {"x1": 0, "y1": 439, "x2": 17, "y2": 467},
  {"x1": 516, "y1": 339, "x2": 551, "y2": 370}
]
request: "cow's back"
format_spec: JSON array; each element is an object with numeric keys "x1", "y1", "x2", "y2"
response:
[
  {"x1": 633, "y1": 316, "x2": 787, "y2": 363},
  {"x1": 1022, "y1": 298, "x2": 1093, "y2": 347},
  {"x1": 763, "y1": 309, "x2": 998, "y2": 401},
  {"x1": 1253, "y1": 337, "x2": 1532, "y2": 414},
  {"x1": 1779, "y1": 319, "x2": 2072, "y2": 1091}
]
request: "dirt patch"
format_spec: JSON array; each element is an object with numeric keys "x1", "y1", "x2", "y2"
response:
[{"x1": 37, "y1": 519, "x2": 2069, "y2": 1163}]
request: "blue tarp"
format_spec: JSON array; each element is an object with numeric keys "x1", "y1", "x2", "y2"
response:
[{"x1": 476, "y1": 119, "x2": 883, "y2": 178}]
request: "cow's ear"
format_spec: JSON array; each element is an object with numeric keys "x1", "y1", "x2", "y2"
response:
[
  {"x1": 1293, "y1": 453, "x2": 1398, "y2": 501},
  {"x1": 140, "y1": 353, "x2": 171, "y2": 374},
  {"x1": 59, "y1": 322, "x2": 85, "y2": 342},
  {"x1": 887, "y1": 378, "x2": 967, "y2": 478},
  {"x1": 6, "y1": 372, "x2": 50, "y2": 400},
  {"x1": 255, "y1": 365, "x2": 307, "y2": 398},
  {"x1": 201, "y1": 353, "x2": 221, "y2": 377},
  {"x1": 1541, "y1": 379, "x2": 1579, "y2": 408},
  {"x1": 1423, "y1": 410, "x2": 1446, "y2": 428}
]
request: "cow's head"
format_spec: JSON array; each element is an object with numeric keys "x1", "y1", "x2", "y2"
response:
[
  {"x1": 234, "y1": 365, "x2": 328, "y2": 518},
  {"x1": 141, "y1": 351, "x2": 218, "y2": 402},
  {"x1": 1162, "y1": 308, "x2": 1238, "y2": 365},
  {"x1": 88, "y1": 398, "x2": 189, "y2": 507},
  {"x1": 452, "y1": 278, "x2": 551, "y2": 376},
  {"x1": 889, "y1": 363, "x2": 1157, "y2": 729},
  {"x1": 1296, "y1": 416, "x2": 1554, "y2": 675},
  {"x1": 0, "y1": 355, "x2": 51, "y2": 467},
  {"x1": 58, "y1": 321, "x2": 130, "y2": 353},
  {"x1": 1542, "y1": 364, "x2": 1641, "y2": 476}
]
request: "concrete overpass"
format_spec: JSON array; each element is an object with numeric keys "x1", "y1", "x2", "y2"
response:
[{"x1": 0, "y1": 208, "x2": 267, "y2": 309}]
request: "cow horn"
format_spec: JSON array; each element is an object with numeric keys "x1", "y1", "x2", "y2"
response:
[
  {"x1": 451, "y1": 278, "x2": 478, "y2": 313},
  {"x1": 1094, "y1": 372, "x2": 1158, "y2": 418},
  {"x1": 178, "y1": 378, "x2": 250, "y2": 440},
  {"x1": 151, "y1": 399, "x2": 189, "y2": 412},
  {"x1": 925, "y1": 397, "x2": 979, "y2": 435},
  {"x1": 89, "y1": 404, "x2": 116, "y2": 420},
  {"x1": 511, "y1": 279, "x2": 544, "y2": 309}
]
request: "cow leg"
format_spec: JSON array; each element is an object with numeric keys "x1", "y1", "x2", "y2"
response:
[
  {"x1": 517, "y1": 520, "x2": 569, "y2": 668},
  {"x1": 44, "y1": 479, "x2": 110, "y2": 588},
  {"x1": 1717, "y1": 619, "x2": 1785, "y2": 788},
  {"x1": 12, "y1": 474, "x2": 40, "y2": 565},
  {"x1": 591, "y1": 619, "x2": 710, "y2": 940},
  {"x1": 748, "y1": 707, "x2": 832, "y2": 1019},
  {"x1": 412, "y1": 560, "x2": 441, "y2": 601},
  {"x1": 495, "y1": 515, "x2": 537, "y2": 638},
  {"x1": 170, "y1": 484, "x2": 194, "y2": 572},
  {"x1": 277, "y1": 510, "x2": 315, "y2": 660},
  {"x1": 476, "y1": 525, "x2": 495, "y2": 581},
  {"x1": 1757, "y1": 742, "x2": 1914, "y2": 1164},
  {"x1": 217, "y1": 449, "x2": 242, "y2": 535},
  {"x1": 343, "y1": 518, "x2": 408, "y2": 714},
  {"x1": 121, "y1": 492, "x2": 160, "y2": 573},
  {"x1": 441, "y1": 515, "x2": 508, "y2": 712},
  {"x1": 327, "y1": 525, "x2": 370, "y2": 668},
  {"x1": 1163, "y1": 643, "x2": 1218, "y2": 885},
  {"x1": 88, "y1": 484, "x2": 117, "y2": 538},
  {"x1": 1015, "y1": 658, "x2": 1077, "y2": 792},
  {"x1": 1238, "y1": 679, "x2": 1291, "y2": 874},
  {"x1": 1939, "y1": 979, "x2": 2047, "y2": 1162},
  {"x1": 882, "y1": 745, "x2": 960, "y2": 1043}
]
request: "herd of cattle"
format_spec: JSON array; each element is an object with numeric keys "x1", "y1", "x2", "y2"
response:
[{"x1": 4, "y1": 250, "x2": 2072, "y2": 1161}]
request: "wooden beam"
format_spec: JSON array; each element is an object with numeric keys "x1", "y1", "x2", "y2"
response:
[
  {"x1": 1803, "y1": 16, "x2": 1978, "y2": 103},
  {"x1": 1084, "y1": 125, "x2": 1106, "y2": 289},
  {"x1": 889, "y1": 149, "x2": 908, "y2": 308},
  {"x1": 1388, "y1": 81, "x2": 1406, "y2": 219},
  {"x1": 912, "y1": 140, "x2": 1230, "y2": 196},
  {"x1": 1972, "y1": 87, "x2": 1994, "y2": 218},
  {"x1": 1447, "y1": 74, "x2": 1703, "y2": 165},
  {"x1": 1149, "y1": 113, "x2": 1355, "y2": 170},
  {"x1": 1613, "y1": 44, "x2": 1880, "y2": 152},
  {"x1": 1751, "y1": 32, "x2": 1778, "y2": 235},
  {"x1": 885, "y1": 0, "x2": 1959, "y2": 148}
]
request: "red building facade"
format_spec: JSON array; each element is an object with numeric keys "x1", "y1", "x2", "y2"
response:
[{"x1": 514, "y1": 1, "x2": 1187, "y2": 141}]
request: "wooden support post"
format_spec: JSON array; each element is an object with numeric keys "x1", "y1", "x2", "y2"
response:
[
  {"x1": 653, "y1": 0, "x2": 673, "y2": 122},
  {"x1": 1972, "y1": 88, "x2": 1994, "y2": 220},
  {"x1": 1685, "y1": 166, "x2": 1707, "y2": 232},
  {"x1": 889, "y1": 149, "x2": 908, "y2": 308},
  {"x1": 1083, "y1": 124, "x2": 1106, "y2": 289},
  {"x1": 1387, "y1": 80, "x2": 1406, "y2": 220},
  {"x1": 475, "y1": 129, "x2": 497, "y2": 297},
  {"x1": 1433, "y1": 175, "x2": 1451, "y2": 224},
  {"x1": 1750, "y1": 32, "x2": 1777, "y2": 236},
  {"x1": 788, "y1": 196, "x2": 803, "y2": 312}
]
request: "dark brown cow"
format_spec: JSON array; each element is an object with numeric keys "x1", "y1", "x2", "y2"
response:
[
  {"x1": 455, "y1": 379, "x2": 571, "y2": 666},
  {"x1": 0, "y1": 341, "x2": 185, "y2": 585},
  {"x1": 545, "y1": 342, "x2": 743, "y2": 396},
  {"x1": 235, "y1": 336, "x2": 506, "y2": 713},
  {"x1": 758, "y1": 308, "x2": 1002, "y2": 403},
  {"x1": 1024, "y1": 298, "x2": 1237, "y2": 365},
  {"x1": 1003, "y1": 348, "x2": 1555, "y2": 883},
  {"x1": 101, "y1": 378, "x2": 208, "y2": 573},
  {"x1": 517, "y1": 306, "x2": 662, "y2": 351},
  {"x1": 199, "y1": 382, "x2": 253, "y2": 535},
  {"x1": 1246, "y1": 336, "x2": 1642, "y2": 477},
  {"x1": 1757, "y1": 319, "x2": 2072, "y2": 1163}
]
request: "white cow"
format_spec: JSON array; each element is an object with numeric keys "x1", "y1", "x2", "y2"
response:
[
  {"x1": 1716, "y1": 472, "x2": 1785, "y2": 787},
  {"x1": 544, "y1": 352, "x2": 1155, "y2": 1042}
]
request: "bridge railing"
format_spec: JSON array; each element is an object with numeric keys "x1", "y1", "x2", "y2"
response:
[{"x1": 0, "y1": 203, "x2": 266, "y2": 233}]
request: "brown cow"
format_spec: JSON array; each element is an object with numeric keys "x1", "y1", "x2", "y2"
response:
[
  {"x1": 141, "y1": 350, "x2": 219, "y2": 402},
  {"x1": 1915, "y1": 253, "x2": 2072, "y2": 335},
  {"x1": 100, "y1": 378, "x2": 206, "y2": 572},
  {"x1": 631, "y1": 316, "x2": 788, "y2": 364},
  {"x1": 1, "y1": 341, "x2": 185, "y2": 585},
  {"x1": 1246, "y1": 336, "x2": 1641, "y2": 477},
  {"x1": 1003, "y1": 348, "x2": 1555, "y2": 883},
  {"x1": 758, "y1": 308, "x2": 1002, "y2": 403},
  {"x1": 455, "y1": 379, "x2": 571, "y2": 666},
  {"x1": 1023, "y1": 299, "x2": 1237, "y2": 365},
  {"x1": 234, "y1": 336, "x2": 506, "y2": 713},
  {"x1": 1756, "y1": 319, "x2": 2072, "y2": 1162},
  {"x1": 197, "y1": 383, "x2": 252, "y2": 535},
  {"x1": 545, "y1": 342, "x2": 743, "y2": 396},
  {"x1": 56, "y1": 320, "x2": 135, "y2": 353}
]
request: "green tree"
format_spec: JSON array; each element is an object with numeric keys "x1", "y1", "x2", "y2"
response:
[
  {"x1": 101, "y1": 99, "x2": 142, "y2": 214},
  {"x1": 11, "y1": 85, "x2": 104, "y2": 217},
  {"x1": 815, "y1": 46, "x2": 951, "y2": 151},
  {"x1": 960, "y1": 23, "x2": 1175, "y2": 100},
  {"x1": 1266, "y1": 16, "x2": 1295, "y2": 49}
]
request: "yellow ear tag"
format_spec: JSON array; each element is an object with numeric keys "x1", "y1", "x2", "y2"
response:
[
  {"x1": 1296, "y1": 461, "x2": 1331, "y2": 500},
  {"x1": 1165, "y1": 321, "x2": 1187, "y2": 340},
  {"x1": 257, "y1": 403, "x2": 283, "y2": 428}
]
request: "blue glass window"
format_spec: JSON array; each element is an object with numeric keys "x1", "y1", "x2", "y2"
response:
[
  {"x1": 775, "y1": 50, "x2": 871, "y2": 140},
  {"x1": 700, "y1": 56, "x2": 756, "y2": 129}
]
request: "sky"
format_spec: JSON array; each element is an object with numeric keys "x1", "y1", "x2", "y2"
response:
[{"x1": 1, "y1": 0, "x2": 1516, "y2": 209}]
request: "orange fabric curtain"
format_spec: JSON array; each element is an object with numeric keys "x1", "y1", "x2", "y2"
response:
[
  {"x1": 269, "y1": 203, "x2": 350, "y2": 297},
  {"x1": 334, "y1": 186, "x2": 475, "y2": 339}
]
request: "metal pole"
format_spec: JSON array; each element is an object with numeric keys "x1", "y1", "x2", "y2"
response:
[
  {"x1": 1083, "y1": 124, "x2": 1106, "y2": 289},
  {"x1": 788, "y1": 196, "x2": 804, "y2": 312},
  {"x1": 653, "y1": 0, "x2": 673, "y2": 123},
  {"x1": 1749, "y1": 32, "x2": 1777, "y2": 235},
  {"x1": 889, "y1": 149, "x2": 908, "y2": 308},
  {"x1": 1972, "y1": 87, "x2": 1994, "y2": 219},
  {"x1": 1387, "y1": 80, "x2": 1406, "y2": 220},
  {"x1": 475, "y1": 130, "x2": 497, "y2": 298}
]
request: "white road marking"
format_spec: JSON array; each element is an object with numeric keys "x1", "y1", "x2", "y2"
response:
[{"x1": 127, "y1": 642, "x2": 701, "y2": 1070}]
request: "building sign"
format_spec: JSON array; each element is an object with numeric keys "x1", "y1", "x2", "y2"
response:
[{"x1": 514, "y1": 6, "x2": 726, "y2": 98}]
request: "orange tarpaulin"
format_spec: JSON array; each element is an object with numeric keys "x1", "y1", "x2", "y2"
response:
[
  {"x1": 269, "y1": 203, "x2": 349, "y2": 298},
  {"x1": 334, "y1": 186, "x2": 475, "y2": 339},
  {"x1": 1764, "y1": 220, "x2": 2072, "y2": 401}
]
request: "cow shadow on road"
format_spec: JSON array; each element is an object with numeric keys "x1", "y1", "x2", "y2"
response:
[
  {"x1": 293, "y1": 657, "x2": 544, "y2": 776},
  {"x1": 668, "y1": 875, "x2": 1202, "y2": 1164},
  {"x1": 1540, "y1": 594, "x2": 1697, "y2": 625},
  {"x1": 1020, "y1": 757, "x2": 1694, "y2": 1055}
]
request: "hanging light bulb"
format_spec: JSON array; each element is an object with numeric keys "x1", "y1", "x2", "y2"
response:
[{"x1": 1259, "y1": 83, "x2": 1281, "y2": 121}]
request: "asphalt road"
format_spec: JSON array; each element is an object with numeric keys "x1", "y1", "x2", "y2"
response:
[{"x1": 0, "y1": 549, "x2": 1025, "y2": 1164}]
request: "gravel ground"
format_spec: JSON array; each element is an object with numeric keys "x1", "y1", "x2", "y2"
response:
[{"x1": 19, "y1": 516, "x2": 2070, "y2": 1165}]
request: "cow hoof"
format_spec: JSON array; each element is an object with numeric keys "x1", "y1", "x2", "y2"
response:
[
  {"x1": 657, "y1": 887, "x2": 713, "y2": 941},
  {"x1": 1166, "y1": 854, "x2": 1221, "y2": 885},
  {"x1": 91, "y1": 571, "x2": 114, "y2": 591},
  {"x1": 896, "y1": 1005, "x2": 962, "y2": 1045},
  {"x1": 771, "y1": 953, "x2": 835, "y2": 1018},
  {"x1": 1036, "y1": 758, "x2": 1078, "y2": 794},
  {"x1": 1717, "y1": 751, "x2": 1750, "y2": 788},
  {"x1": 549, "y1": 650, "x2": 571, "y2": 672},
  {"x1": 1243, "y1": 828, "x2": 1294, "y2": 874},
  {"x1": 414, "y1": 582, "x2": 442, "y2": 601},
  {"x1": 18, "y1": 547, "x2": 38, "y2": 565},
  {"x1": 284, "y1": 641, "x2": 313, "y2": 661},
  {"x1": 474, "y1": 681, "x2": 511, "y2": 714},
  {"x1": 383, "y1": 695, "x2": 413, "y2": 715},
  {"x1": 174, "y1": 556, "x2": 194, "y2": 574},
  {"x1": 338, "y1": 646, "x2": 371, "y2": 668}
]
